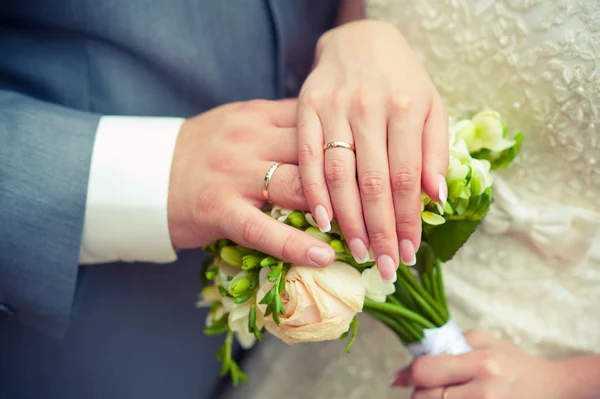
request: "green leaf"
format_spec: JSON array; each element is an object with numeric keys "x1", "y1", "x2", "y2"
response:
[
  {"x1": 233, "y1": 291, "x2": 255, "y2": 304},
  {"x1": 218, "y1": 285, "x2": 230, "y2": 298},
  {"x1": 424, "y1": 219, "x2": 482, "y2": 262}
]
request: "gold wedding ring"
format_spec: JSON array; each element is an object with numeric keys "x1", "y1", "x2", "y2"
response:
[
  {"x1": 323, "y1": 141, "x2": 356, "y2": 152},
  {"x1": 262, "y1": 162, "x2": 281, "y2": 202},
  {"x1": 442, "y1": 387, "x2": 448, "y2": 399}
]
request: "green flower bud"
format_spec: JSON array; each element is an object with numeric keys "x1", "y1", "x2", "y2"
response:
[
  {"x1": 220, "y1": 246, "x2": 244, "y2": 267},
  {"x1": 330, "y1": 239, "x2": 345, "y2": 253},
  {"x1": 260, "y1": 256, "x2": 278, "y2": 267},
  {"x1": 473, "y1": 191, "x2": 492, "y2": 219},
  {"x1": 455, "y1": 198, "x2": 469, "y2": 215},
  {"x1": 287, "y1": 211, "x2": 308, "y2": 228},
  {"x1": 242, "y1": 255, "x2": 261, "y2": 270},
  {"x1": 448, "y1": 180, "x2": 466, "y2": 200},
  {"x1": 304, "y1": 227, "x2": 332, "y2": 243},
  {"x1": 205, "y1": 267, "x2": 219, "y2": 280},
  {"x1": 228, "y1": 271, "x2": 256, "y2": 297}
]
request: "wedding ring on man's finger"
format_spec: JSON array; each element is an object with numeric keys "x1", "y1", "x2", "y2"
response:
[
  {"x1": 262, "y1": 162, "x2": 281, "y2": 202},
  {"x1": 323, "y1": 141, "x2": 356, "y2": 152}
]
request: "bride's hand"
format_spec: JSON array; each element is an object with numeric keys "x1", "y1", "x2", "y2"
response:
[
  {"x1": 298, "y1": 20, "x2": 448, "y2": 281},
  {"x1": 391, "y1": 330, "x2": 564, "y2": 399}
]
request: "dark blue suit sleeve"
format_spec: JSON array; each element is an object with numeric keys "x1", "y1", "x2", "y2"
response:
[{"x1": 0, "y1": 90, "x2": 100, "y2": 336}]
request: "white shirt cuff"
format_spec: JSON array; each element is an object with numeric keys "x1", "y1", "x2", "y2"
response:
[{"x1": 79, "y1": 116, "x2": 183, "y2": 264}]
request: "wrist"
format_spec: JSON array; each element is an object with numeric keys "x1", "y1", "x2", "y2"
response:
[
  {"x1": 167, "y1": 118, "x2": 194, "y2": 250},
  {"x1": 550, "y1": 357, "x2": 600, "y2": 399}
]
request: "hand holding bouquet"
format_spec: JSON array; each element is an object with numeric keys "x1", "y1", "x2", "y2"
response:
[{"x1": 197, "y1": 110, "x2": 523, "y2": 385}]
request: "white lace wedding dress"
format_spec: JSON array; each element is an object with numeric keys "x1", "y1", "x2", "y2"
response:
[{"x1": 223, "y1": 1, "x2": 600, "y2": 398}]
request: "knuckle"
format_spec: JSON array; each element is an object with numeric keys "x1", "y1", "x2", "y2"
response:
[
  {"x1": 298, "y1": 143, "x2": 319, "y2": 164},
  {"x1": 279, "y1": 232, "x2": 298, "y2": 261},
  {"x1": 325, "y1": 158, "x2": 350, "y2": 187},
  {"x1": 395, "y1": 217, "x2": 421, "y2": 236},
  {"x1": 286, "y1": 168, "x2": 305, "y2": 198},
  {"x1": 368, "y1": 229, "x2": 396, "y2": 249},
  {"x1": 301, "y1": 89, "x2": 326, "y2": 109},
  {"x1": 242, "y1": 218, "x2": 269, "y2": 247},
  {"x1": 359, "y1": 170, "x2": 388, "y2": 199},
  {"x1": 478, "y1": 353, "x2": 503, "y2": 378},
  {"x1": 301, "y1": 180, "x2": 323, "y2": 200},
  {"x1": 353, "y1": 84, "x2": 378, "y2": 117},
  {"x1": 390, "y1": 166, "x2": 419, "y2": 194},
  {"x1": 389, "y1": 93, "x2": 413, "y2": 116}
]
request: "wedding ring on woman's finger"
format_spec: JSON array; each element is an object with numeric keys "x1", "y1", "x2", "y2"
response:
[
  {"x1": 323, "y1": 141, "x2": 356, "y2": 152},
  {"x1": 263, "y1": 162, "x2": 281, "y2": 202}
]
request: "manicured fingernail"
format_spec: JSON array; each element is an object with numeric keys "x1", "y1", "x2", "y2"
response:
[
  {"x1": 348, "y1": 238, "x2": 369, "y2": 263},
  {"x1": 377, "y1": 254, "x2": 396, "y2": 281},
  {"x1": 313, "y1": 205, "x2": 331, "y2": 233},
  {"x1": 438, "y1": 174, "x2": 448, "y2": 206},
  {"x1": 400, "y1": 240, "x2": 416, "y2": 266},
  {"x1": 389, "y1": 369, "x2": 411, "y2": 387},
  {"x1": 308, "y1": 247, "x2": 331, "y2": 267}
]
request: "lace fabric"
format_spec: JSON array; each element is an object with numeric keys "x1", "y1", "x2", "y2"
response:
[{"x1": 222, "y1": 1, "x2": 600, "y2": 397}]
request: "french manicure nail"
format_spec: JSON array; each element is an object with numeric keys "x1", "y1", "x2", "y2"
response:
[
  {"x1": 389, "y1": 369, "x2": 411, "y2": 387},
  {"x1": 348, "y1": 238, "x2": 369, "y2": 264},
  {"x1": 438, "y1": 174, "x2": 448, "y2": 207},
  {"x1": 383, "y1": 272, "x2": 397, "y2": 285},
  {"x1": 314, "y1": 205, "x2": 331, "y2": 233},
  {"x1": 308, "y1": 247, "x2": 331, "y2": 267},
  {"x1": 377, "y1": 254, "x2": 396, "y2": 281},
  {"x1": 399, "y1": 240, "x2": 416, "y2": 266}
]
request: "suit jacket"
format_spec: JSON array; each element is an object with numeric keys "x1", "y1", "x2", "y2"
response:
[{"x1": 0, "y1": 1, "x2": 339, "y2": 397}]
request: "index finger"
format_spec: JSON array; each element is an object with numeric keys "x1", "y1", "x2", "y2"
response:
[{"x1": 224, "y1": 200, "x2": 335, "y2": 267}]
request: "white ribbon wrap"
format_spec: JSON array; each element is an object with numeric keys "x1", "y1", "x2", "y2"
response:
[
  {"x1": 406, "y1": 320, "x2": 472, "y2": 358},
  {"x1": 482, "y1": 176, "x2": 600, "y2": 263}
]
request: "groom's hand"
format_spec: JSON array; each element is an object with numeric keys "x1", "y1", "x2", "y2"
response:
[{"x1": 167, "y1": 99, "x2": 335, "y2": 268}]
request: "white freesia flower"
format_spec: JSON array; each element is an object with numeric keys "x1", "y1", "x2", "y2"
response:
[
  {"x1": 256, "y1": 261, "x2": 365, "y2": 344},
  {"x1": 449, "y1": 119, "x2": 475, "y2": 148},
  {"x1": 361, "y1": 266, "x2": 396, "y2": 302},
  {"x1": 195, "y1": 286, "x2": 220, "y2": 308},
  {"x1": 469, "y1": 157, "x2": 493, "y2": 195},
  {"x1": 218, "y1": 263, "x2": 242, "y2": 291},
  {"x1": 228, "y1": 301, "x2": 264, "y2": 349},
  {"x1": 469, "y1": 110, "x2": 516, "y2": 153},
  {"x1": 271, "y1": 206, "x2": 293, "y2": 222},
  {"x1": 305, "y1": 212, "x2": 318, "y2": 227}
]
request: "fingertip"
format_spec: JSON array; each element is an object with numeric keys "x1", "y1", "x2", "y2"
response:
[
  {"x1": 399, "y1": 239, "x2": 417, "y2": 266},
  {"x1": 438, "y1": 174, "x2": 448, "y2": 206},
  {"x1": 313, "y1": 204, "x2": 332, "y2": 233},
  {"x1": 307, "y1": 245, "x2": 334, "y2": 267}
]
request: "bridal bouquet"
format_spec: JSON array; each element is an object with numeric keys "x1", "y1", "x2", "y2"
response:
[{"x1": 197, "y1": 110, "x2": 523, "y2": 385}]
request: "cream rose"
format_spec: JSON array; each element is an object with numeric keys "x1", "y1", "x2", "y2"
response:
[{"x1": 256, "y1": 261, "x2": 365, "y2": 344}]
